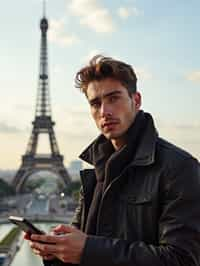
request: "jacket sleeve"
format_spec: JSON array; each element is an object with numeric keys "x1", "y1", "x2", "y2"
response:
[
  {"x1": 80, "y1": 158, "x2": 200, "y2": 266},
  {"x1": 43, "y1": 259, "x2": 65, "y2": 266},
  {"x1": 43, "y1": 187, "x2": 84, "y2": 266}
]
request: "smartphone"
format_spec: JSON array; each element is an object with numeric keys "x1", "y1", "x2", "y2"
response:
[{"x1": 8, "y1": 216, "x2": 44, "y2": 235}]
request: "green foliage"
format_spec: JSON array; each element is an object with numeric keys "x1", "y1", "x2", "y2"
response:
[
  {"x1": 72, "y1": 190, "x2": 80, "y2": 202},
  {"x1": 0, "y1": 179, "x2": 15, "y2": 197},
  {"x1": 63, "y1": 180, "x2": 81, "y2": 196},
  {"x1": 0, "y1": 227, "x2": 20, "y2": 247},
  {"x1": 25, "y1": 178, "x2": 46, "y2": 192}
]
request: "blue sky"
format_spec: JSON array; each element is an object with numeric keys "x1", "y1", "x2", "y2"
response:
[{"x1": 0, "y1": 0, "x2": 199, "y2": 169}]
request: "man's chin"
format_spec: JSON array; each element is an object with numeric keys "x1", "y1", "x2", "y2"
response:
[{"x1": 103, "y1": 131, "x2": 120, "y2": 140}]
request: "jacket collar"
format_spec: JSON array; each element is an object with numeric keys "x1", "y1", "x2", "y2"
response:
[
  {"x1": 79, "y1": 111, "x2": 158, "y2": 167},
  {"x1": 132, "y1": 112, "x2": 158, "y2": 166}
]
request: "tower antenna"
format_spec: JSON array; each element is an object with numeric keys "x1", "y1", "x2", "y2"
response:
[{"x1": 43, "y1": 0, "x2": 46, "y2": 17}]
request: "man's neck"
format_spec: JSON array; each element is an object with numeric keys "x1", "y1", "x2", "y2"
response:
[{"x1": 111, "y1": 137, "x2": 127, "y2": 151}]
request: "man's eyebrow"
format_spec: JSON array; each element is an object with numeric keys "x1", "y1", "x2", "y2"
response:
[{"x1": 89, "y1": 90, "x2": 122, "y2": 104}]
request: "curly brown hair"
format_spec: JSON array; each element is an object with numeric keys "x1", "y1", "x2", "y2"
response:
[{"x1": 75, "y1": 55, "x2": 137, "y2": 96}]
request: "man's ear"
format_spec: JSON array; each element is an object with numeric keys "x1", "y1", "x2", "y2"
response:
[{"x1": 133, "y1": 92, "x2": 142, "y2": 110}]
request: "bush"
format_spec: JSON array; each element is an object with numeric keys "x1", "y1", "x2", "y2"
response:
[
  {"x1": 63, "y1": 180, "x2": 81, "y2": 196},
  {"x1": 0, "y1": 227, "x2": 20, "y2": 247},
  {"x1": 0, "y1": 179, "x2": 15, "y2": 197}
]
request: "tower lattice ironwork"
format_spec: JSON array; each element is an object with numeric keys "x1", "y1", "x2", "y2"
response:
[{"x1": 13, "y1": 3, "x2": 71, "y2": 192}]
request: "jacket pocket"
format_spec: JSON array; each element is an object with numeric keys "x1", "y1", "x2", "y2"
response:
[
  {"x1": 120, "y1": 193, "x2": 152, "y2": 205},
  {"x1": 117, "y1": 193, "x2": 155, "y2": 241}
]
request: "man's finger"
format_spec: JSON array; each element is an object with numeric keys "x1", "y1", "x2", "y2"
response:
[
  {"x1": 53, "y1": 224, "x2": 75, "y2": 234},
  {"x1": 31, "y1": 241, "x2": 58, "y2": 253},
  {"x1": 24, "y1": 232, "x2": 31, "y2": 240},
  {"x1": 30, "y1": 234, "x2": 63, "y2": 244}
]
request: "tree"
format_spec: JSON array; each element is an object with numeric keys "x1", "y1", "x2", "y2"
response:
[
  {"x1": 63, "y1": 180, "x2": 81, "y2": 197},
  {"x1": 0, "y1": 179, "x2": 15, "y2": 197}
]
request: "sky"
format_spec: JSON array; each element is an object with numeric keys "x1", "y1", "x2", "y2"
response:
[{"x1": 0, "y1": 0, "x2": 199, "y2": 170}]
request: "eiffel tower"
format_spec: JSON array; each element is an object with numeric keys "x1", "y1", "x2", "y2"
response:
[{"x1": 13, "y1": 2, "x2": 71, "y2": 193}]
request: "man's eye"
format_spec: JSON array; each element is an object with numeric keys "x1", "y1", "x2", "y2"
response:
[
  {"x1": 91, "y1": 102, "x2": 101, "y2": 108},
  {"x1": 110, "y1": 96, "x2": 118, "y2": 102}
]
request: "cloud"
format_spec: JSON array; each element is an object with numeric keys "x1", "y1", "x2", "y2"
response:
[
  {"x1": 187, "y1": 71, "x2": 200, "y2": 83},
  {"x1": 53, "y1": 105, "x2": 98, "y2": 162},
  {"x1": 48, "y1": 18, "x2": 79, "y2": 47},
  {"x1": 14, "y1": 104, "x2": 32, "y2": 112},
  {"x1": 155, "y1": 118, "x2": 200, "y2": 160},
  {"x1": 52, "y1": 65, "x2": 65, "y2": 75},
  {"x1": 82, "y1": 49, "x2": 102, "y2": 64},
  {"x1": 174, "y1": 123, "x2": 200, "y2": 130},
  {"x1": 54, "y1": 105, "x2": 97, "y2": 137},
  {"x1": 135, "y1": 67, "x2": 153, "y2": 80},
  {"x1": 68, "y1": 0, "x2": 115, "y2": 33},
  {"x1": 156, "y1": 119, "x2": 200, "y2": 131},
  {"x1": 117, "y1": 6, "x2": 141, "y2": 19},
  {"x1": 0, "y1": 122, "x2": 22, "y2": 134}
]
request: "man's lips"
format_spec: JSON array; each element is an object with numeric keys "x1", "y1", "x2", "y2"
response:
[{"x1": 102, "y1": 120, "x2": 119, "y2": 128}]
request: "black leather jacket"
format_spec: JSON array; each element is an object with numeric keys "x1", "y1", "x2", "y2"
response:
[{"x1": 45, "y1": 112, "x2": 200, "y2": 266}]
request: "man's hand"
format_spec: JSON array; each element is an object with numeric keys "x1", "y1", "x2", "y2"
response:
[
  {"x1": 28, "y1": 224, "x2": 87, "y2": 264},
  {"x1": 24, "y1": 232, "x2": 55, "y2": 261}
]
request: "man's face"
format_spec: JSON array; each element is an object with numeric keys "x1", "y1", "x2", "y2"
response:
[{"x1": 87, "y1": 78, "x2": 141, "y2": 148}]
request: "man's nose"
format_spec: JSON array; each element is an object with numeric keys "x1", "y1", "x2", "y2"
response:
[{"x1": 100, "y1": 102, "x2": 112, "y2": 117}]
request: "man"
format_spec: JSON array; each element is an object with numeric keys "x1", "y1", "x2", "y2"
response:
[{"x1": 26, "y1": 55, "x2": 200, "y2": 266}]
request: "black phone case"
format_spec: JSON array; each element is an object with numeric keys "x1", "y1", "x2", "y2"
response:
[{"x1": 9, "y1": 216, "x2": 44, "y2": 234}]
